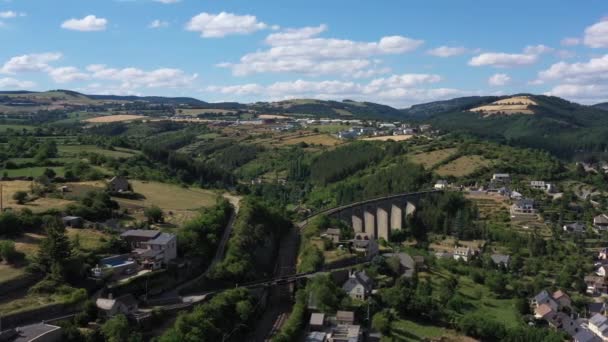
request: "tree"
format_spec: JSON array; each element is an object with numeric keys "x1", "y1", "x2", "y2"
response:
[
  {"x1": 144, "y1": 205, "x2": 164, "y2": 224},
  {"x1": 43, "y1": 168, "x2": 56, "y2": 179},
  {"x1": 101, "y1": 314, "x2": 142, "y2": 342},
  {"x1": 0, "y1": 241, "x2": 18, "y2": 264},
  {"x1": 372, "y1": 311, "x2": 392, "y2": 335},
  {"x1": 13, "y1": 191, "x2": 28, "y2": 205},
  {"x1": 36, "y1": 217, "x2": 72, "y2": 273}
]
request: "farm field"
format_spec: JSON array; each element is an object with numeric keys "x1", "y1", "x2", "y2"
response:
[
  {"x1": 84, "y1": 114, "x2": 147, "y2": 123},
  {"x1": 112, "y1": 180, "x2": 219, "y2": 225},
  {"x1": 313, "y1": 124, "x2": 351, "y2": 133},
  {"x1": 0, "y1": 180, "x2": 74, "y2": 212},
  {"x1": 362, "y1": 134, "x2": 413, "y2": 142},
  {"x1": 435, "y1": 155, "x2": 492, "y2": 177},
  {"x1": 409, "y1": 148, "x2": 457, "y2": 169},
  {"x1": 2, "y1": 167, "x2": 66, "y2": 179}
]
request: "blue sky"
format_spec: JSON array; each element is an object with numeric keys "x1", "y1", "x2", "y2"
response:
[{"x1": 0, "y1": 0, "x2": 607, "y2": 107}]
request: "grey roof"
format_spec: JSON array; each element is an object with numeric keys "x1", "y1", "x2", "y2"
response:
[
  {"x1": 305, "y1": 332, "x2": 326, "y2": 342},
  {"x1": 533, "y1": 290, "x2": 551, "y2": 303},
  {"x1": 62, "y1": 216, "x2": 82, "y2": 221},
  {"x1": 116, "y1": 294, "x2": 138, "y2": 308},
  {"x1": 137, "y1": 249, "x2": 163, "y2": 258},
  {"x1": 516, "y1": 198, "x2": 535, "y2": 207},
  {"x1": 342, "y1": 271, "x2": 373, "y2": 294},
  {"x1": 147, "y1": 232, "x2": 175, "y2": 245},
  {"x1": 383, "y1": 253, "x2": 415, "y2": 278},
  {"x1": 13, "y1": 323, "x2": 61, "y2": 342},
  {"x1": 121, "y1": 229, "x2": 160, "y2": 239},
  {"x1": 491, "y1": 254, "x2": 511, "y2": 265},
  {"x1": 564, "y1": 222, "x2": 586, "y2": 231},
  {"x1": 574, "y1": 329, "x2": 601, "y2": 342},
  {"x1": 590, "y1": 313, "x2": 608, "y2": 328}
]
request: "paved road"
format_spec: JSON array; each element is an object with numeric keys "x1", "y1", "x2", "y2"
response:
[{"x1": 155, "y1": 193, "x2": 241, "y2": 299}]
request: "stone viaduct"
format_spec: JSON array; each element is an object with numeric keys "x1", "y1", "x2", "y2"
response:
[{"x1": 308, "y1": 190, "x2": 441, "y2": 240}]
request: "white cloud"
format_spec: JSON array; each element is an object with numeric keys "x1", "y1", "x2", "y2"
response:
[
  {"x1": 205, "y1": 73, "x2": 468, "y2": 107},
  {"x1": 469, "y1": 45, "x2": 552, "y2": 68},
  {"x1": 561, "y1": 37, "x2": 580, "y2": 46},
  {"x1": 186, "y1": 12, "x2": 268, "y2": 38},
  {"x1": 0, "y1": 77, "x2": 35, "y2": 89},
  {"x1": 153, "y1": 0, "x2": 180, "y2": 3},
  {"x1": 488, "y1": 73, "x2": 511, "y2": 86},
  {"x1": 221, "y1": 25, "x2": 423, "y2": 76},
  {"x1": 538, "y1": 54, "x2": 608, "y2": 103},
  {"x1": 0, "y1": 11, "x2": 16, "y2": 18},
  {"x1": 538, "y1": 54, "x2": 608, "y2": 84},
  {"x1": 0, "y1": 52, "x2": 62, "y2": 74},
  {"x1": 427, "y1": 46, "x2": 468, "y2": 57},
  {"x1": 85, "y1": 64, "x2": 198, "y2": 90},
  {"x1": 149, "y1": 19, "x2": 169, "y2": 29},
  {"x1": 545, "y1": 84, "x2": 608, "y2": 104},
  {"x1": 61, "y1": 15, "x2": 107, "y2": 32},
  {"x1": 48, "y1": 66, "x2": 90, "y2": 83},
  {"x1": 584, "y1": 20, "x2": 608, "y2": 48}
]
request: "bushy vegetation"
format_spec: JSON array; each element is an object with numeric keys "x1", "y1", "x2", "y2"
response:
[
  {"x1": 160, "y1": 288, "x2": 255, "y2": 342},
  {"x1": 178, "y1": 198, "x2": 232, "y2": 260},
  {"x1": 310, "y1": 142, "x2": 383, "y2": 184},
  {"x1": 209, "y1": 198, "x2": 291, "y2": 282}
]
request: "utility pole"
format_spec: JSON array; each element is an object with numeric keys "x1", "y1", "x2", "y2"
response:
[{"x1": 0, "y1": 183, "x2": 3, "y2": 211}]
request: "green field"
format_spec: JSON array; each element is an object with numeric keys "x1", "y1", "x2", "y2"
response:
[
  {"x1": 2, "y1": 166, "x2": 66, "y2": 178},
  {"x1": 0, "y1": 124, "x2": 35, "y2": 132},
  {"x1": 388, "y1": 319, "x2": 457, "y2": 341},
  {"x1": 313, "y1": 124, "x2": 352, "y2": 134},
  {"x1": 58, "y1": 145, "x2": 138, "y2": 158}
]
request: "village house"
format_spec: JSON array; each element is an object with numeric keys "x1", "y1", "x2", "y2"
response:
[
  {"x1": 588, "y1": 314, "x2": 608, "y2": 341},
  {"x1": 599, "y1": 248, "x2": 608, "y2": 260},
  {"x1": 96, "y1": 294, "x2": 138, "y2": 318},
  {"x1": 594, "y1": 214, "x2": 608, "y2": 232},
  {"x1": 563, "y1": 222, "x2": 587, "y2": 234},
  {"x1": 62, "y1": 216, "x2": 84, "y2": 228},
  {"x1": 352, "y1": 239, "x2": 379, "y2": 258},
  {"x1": 342, "y1": 271, "x2": 374, "y2": 301},
  {"x1": 107, "y1": 176, "x2": 130, "y2": 193},
  {"x1": 492, "y1": 173, "x2": 511, "y2": 183},
  {"x1": 490, "y1": 253, "x2": 511, "y2": 268},
  {"x1": 597, "y1": 266, "x2": 608, "y2": 277},
  {"x1": 309, "y1": 313, "x2": 326, "y2": 331},
  {"x1": 305, "y1": 331, "x2": 327, "y2": 342},
  {"x1": 531, "y1": 290, "x2": 572, "y2": 318},
  {"x1": 510, "y1": 198, "x2": 537, "y2": 216},
  {"x1": 585, "y1": 275, "x2": 608, "y2": 296},
  {"x1": 120, "y1": 230, "x2": 177, "y2": 269},
  {"x1": 434, "y1": 180, "x2": 448, "y2": 190},
  {"x1": 323, "y1": 228, "x2": 342, "y2": 243},
  {"x1": 531, "y1": 290, "x2": 559, "y2": 312},
  {"x1": 574, "y1": 328, "x2": 601, "y2": 342},
  {"x1": 453, "y1": 246, "x2": 475, "y2": 262},
  {"x1": 383, "y1": 252, "x2": 416, "y2": 278},
  {"x1": 530, "y1": 180, "x2": 556, "y2": 193},
  {"x1": 327, "y1": 324, "x2": 361, "y2": 342}
]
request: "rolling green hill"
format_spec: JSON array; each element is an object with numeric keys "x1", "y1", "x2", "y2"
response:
[
  {"x1": 427, "y1": 95, "x2": 608, "y2": 158},
  {"x1": 249, "y1": 99, "x2": 404, "y2": 119}
]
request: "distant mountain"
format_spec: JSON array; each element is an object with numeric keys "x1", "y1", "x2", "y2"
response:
[
  {"x1": 427, "y1": 95, "x2": 608, "y2": 157},
  {"x1": 593, "y1": 102, "x2": 608, "y2": 111},
  {"x1": 400, "y1": 96, "x2": 499, "y2": 119},
  {"x1": 249, "y1": 99, "x2": 404, "y2": 119},
  {"x1": 87, "y1": 94, "x2": 209, "y2": 106}
]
